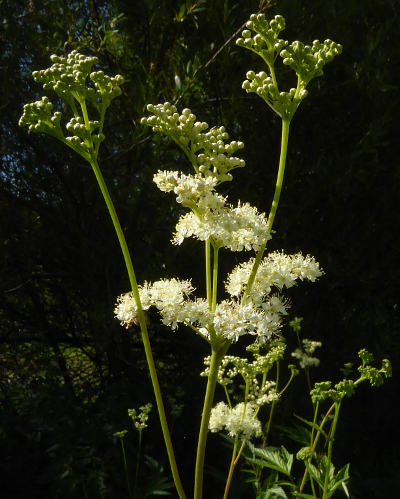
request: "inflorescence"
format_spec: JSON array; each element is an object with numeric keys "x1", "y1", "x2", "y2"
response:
[
  {"x1": 19, "y1": 50, "x2": 124, "y2": 161},
  {"x1": 236, "y1": 13, "x2": 342, "y2": 119}
]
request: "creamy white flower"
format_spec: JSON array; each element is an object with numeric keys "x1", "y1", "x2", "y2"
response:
[
  {"x1": 291, "y1": 349, "x2": 320, "y2": 368},
  {"x1": 159, "y1": 298, "x2": 213, "y2": 331},
  {"x1": 209, "y1": 401, "x2": 262, "y2": 440},
  {"x1": 226, "y1": 251, "x2": 323, "y2": 301},
  {"x1": 114, "y1": 282, "x2": 152, "y2": 327},
  {"x1": 303, "y1": 339, "x2": 322, "y2": 355},
  {"x1": 213, "y1": 300, "x2": 281, "y2": 342},
  {"x1": 114, "y1": 279, "x2": 194, "y2": 329},
  {"x1": 173, "y1": 201, "x2": 270, "y2": 251},
  {"x1": 153, "y1": 170, "x2": 222, "y2": 208}
]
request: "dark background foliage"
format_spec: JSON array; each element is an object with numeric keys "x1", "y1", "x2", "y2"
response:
[{"x1": 1, "y1": 0, "x2": 399, "y2": 497}]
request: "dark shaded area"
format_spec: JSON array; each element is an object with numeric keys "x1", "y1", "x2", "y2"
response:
[{"x1": 1, "y1": 0, "x2": 399, "y2": 497}]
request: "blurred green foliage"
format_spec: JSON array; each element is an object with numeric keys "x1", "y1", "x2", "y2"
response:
[{"x1": 1, "y1": 0, "x2": 399, "y2": 497}]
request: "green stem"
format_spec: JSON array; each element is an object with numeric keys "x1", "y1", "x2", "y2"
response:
[
  {"x1": 206, "y1": 239, "x2": 212, "y2": 309},
  {"x1": 120, "y1": 438, "x2": 133, "y2": 499},
  {"x1": 223, "y1": 435, "x2": 239, "y2": 499},
  {"x1": 266, "y1": 118, "x2": 290, "y2": 234},
  {"x1": 89, "y1": 158, "x2": 186, "y2": 499},
  {"x1": 322, "y1": 402, "x2": 342, "y2": 499},
  {"x1": 223, "y1": 438, "x2": 246, "y2": 499},
  {"x1": 194, "y1": 344, "x2": 229, "y2": 499},
  {"x1": 298, "y1": 402, "x2": 335, "y2": 494},
  {"x1": 242, "y1": 118, "x2": 291, "y2": 301},
  {"x1": 134, "y1": 429, "x2": 143, "y2": 497},
  {"x1": 212, "y1": 244, "x2": 220, "y2": 311}
]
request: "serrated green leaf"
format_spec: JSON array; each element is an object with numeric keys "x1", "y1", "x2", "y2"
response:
[
  {"x1": 247, "y1": 446, "x2": 293, "y2": 477},
  {"x1": 308, "y1": 462, "x2": 323, "y2": 487},
  {"x1": 328, "y1": 463, "x2": 350, "y2": 495},
  {"x1": 261, "y1": 486, "x2": 288, "y2": 498}
]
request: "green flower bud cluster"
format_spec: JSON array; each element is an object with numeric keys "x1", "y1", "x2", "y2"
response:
[
  {"x1": 310, "y1": 349, "x2": 391, "y2": 404},
  {"x1": 280, "y1": 39, "x2": 343, "y2": 86},
  {"x1": 128, "y1": 403, "x2": 152, "y2": 431},
  {"x1": 289, "y1": 316, "x2": 303, "y2": 334},
  {"x1": 141, "y1": 102, "x2": 245, "y2": 183},
  {"x1": 357, "y1": 349, "x2": 391, "y2": 387},
  {"x1": 203, "y1": 339, "x2": 285, "y2": 397},
  {"x1": 358, "y1": 359, "x2": 392, "y2": 387},
  {"x1": 32, "y1": 51, "x2": 99, "y2": 102},
  {"x1": 19, "y1": 96, "x2": 62, "y2": 137},
  {"x1": 237, "y1": 14, "x2": 342, "y2": 120},
  {"x1": 113, "y1": 429, "x2": 128, "y2": 439},
  {"x1": 88, "y1": 70, "x2": 124, "y2": 109},
  {"x1": 63, "y1": 117, "x2": 105, "y2": 156},
  {"x1": 19, "y1": 51, "x2": 125, "y2": 162},
  {"x1": 242, "y1": 70, "x2": 306, "y2": 119},
  {"x1": 236, "y1": 14, "x2": 287, "y2": 66},
  {"x1": 296, "y1": 446, "x2": 313, "y2": 461}
]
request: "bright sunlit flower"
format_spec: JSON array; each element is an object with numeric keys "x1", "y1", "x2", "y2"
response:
[{"x1": 209, "y1": 401, "x2": 262, "y2": 440}]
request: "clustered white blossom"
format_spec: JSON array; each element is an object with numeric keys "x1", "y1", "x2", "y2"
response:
[
  {"x1": 153, "y1": 170, "x2": 221, "y2": 208},
  {"x1": 173, "y1": 201, "x2": 270, "y2": 251},
  {"x1": 226, "y1": 251, "x2": 323, "y2": 304},
  {"x1": 209, "y1": 402, "x2": 262, "y2": 440},
  {"x1": 115, "y1": 279, "x2": 288, "y2": 342},
  {"x1": 153, "y1": 166, "x2": 271, "y2": 252},
  {"x1": 291, "y1": 339, "x2": 322, "y2": 368}
]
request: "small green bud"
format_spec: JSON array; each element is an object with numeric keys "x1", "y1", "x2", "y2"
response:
[
  {"x1": 358, "y1": 348, "x2": 374, "y2": 365},
  {"x1": 297, "y1": 446, "x2": 312, "y2": 461},
  {"x1": 113, "y1": 430, "x2": 128, "y2": 439}
]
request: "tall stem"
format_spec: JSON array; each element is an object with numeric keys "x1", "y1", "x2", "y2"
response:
[
  {"x1": 223, "y1": 438, "x2": 246, "y2": 499},
  {"x1": 89, "y1": 158, "x2": 186, "y2": 499},
  {"x1": 120, "y1": 438, "x2": 133, "y2": 499},
  {"x1": 194, "y1": 344, "x2": 229, "y2": 499},
  {"x1": 298, "y1": 402, "x2": 335, "y2": 494},
  {"x1": 205, "y1": 239, "x2": 212, "y2": 308},
  {"x1": 322, "y1": 402, "x2": 341, "y2": 499},
  {"x1": 242, "y1": 118, "x2": 291, "y2": 301},
  {"x1": 212, "y1": 245, "x2": 220, "y2": 311}
]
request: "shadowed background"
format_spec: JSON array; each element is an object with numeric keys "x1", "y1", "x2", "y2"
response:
[{"x1": 1, "y1": 0, "x2": 399, "y2": 497}]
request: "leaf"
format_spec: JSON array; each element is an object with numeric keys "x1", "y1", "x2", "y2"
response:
[
  {"x1": 293, "y1": 413, "x2": 329, "y2": 440},
  {"x1": 247, "y1": 446, "x2": 293, "y2": 477},
  {"x1": 174, "y1": 75, "x2": 182, "y2": 90},
  {"x1": 260, "y1": 486, "x2": 288, "y2": 498},
  {"x1": 275, "y1": 423, "x2": 311, "y2": 446},
  {"x1": 293, "y1": 493, "x2": 316, "y2": 499},
  {"x1": 327, "y1": 463, "x2": 350, "y2": 496}
]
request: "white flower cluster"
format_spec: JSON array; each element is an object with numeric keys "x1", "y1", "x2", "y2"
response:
[
  {"x1": 291, "y1": 339, "x2": 322, "y2": 368},
  {"x1": 213, "y1": 300, "x2": 283, "y2": 342},
  {"x1": 226, "y1": 251, "x2": 323, "y2": 303},
  {"x1": 153, "y1": 170, "x2": 223, "y2": 209},
  {"x1": 209, "y1": 402, "x2": 262, "y2": 440},
  {"x1": 173, "y1": 201, "x2": 271, "y2": 252},
  {"x1": 114, "y1": 279, "x2": 194, "y2": 328},
  {"x1": 115, "y1": 279, "x2": 287, "y2": 342}
]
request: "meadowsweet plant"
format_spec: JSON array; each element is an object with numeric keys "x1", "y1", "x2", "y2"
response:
[
  {"x1": 128, "y1": 403, "x2": 152, "y2": 496},
  {"x1": 19, "y1": 50, "x2": 185, "y2": 497},
  {"x1": 19, "y1": 11, "x2": 391, "y2": 499}
]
